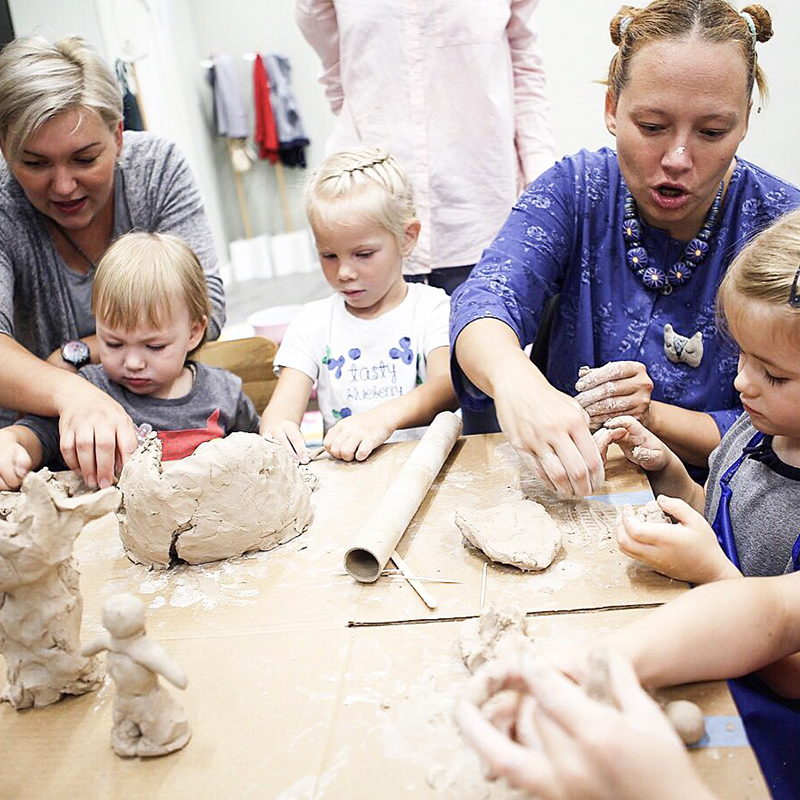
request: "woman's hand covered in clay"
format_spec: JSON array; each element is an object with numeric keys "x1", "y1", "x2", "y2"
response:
[
  {"x1": 0, "y1": 436, "x2": 32, "y2": 491},
  {"x1": 616, "y1": 496, "x2": 739, "y2": 584},
  {"x1": 602, "y1": 415, "x2": 671, "y2": 472},
  {"x1": 57, "y1": 382, "x2": 138, "y2": 489},
  {"x1": 261, "y1": 420, "x2": 310, "y2": 464},
  {"x1": 324, "y1": 406, "x2": 394, "y2": 462},
  {"x1": 575, "y1": 362, "x2": 654, "y2": 428},
  {"x1": 455, "y1": 653, "x2": 713, "y2": 800},
  {"x1": 494, "y1": 377, "x2": 604, "y2": 498}
]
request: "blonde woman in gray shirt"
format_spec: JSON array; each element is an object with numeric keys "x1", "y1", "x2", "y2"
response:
[{"x1": 0, "y1": 35, "x2": 225, "y2": 488}]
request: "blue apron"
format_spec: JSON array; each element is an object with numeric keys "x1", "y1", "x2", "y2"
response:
[{"x1": 710, "y1": 430, "x2": 800, "y2": 800}]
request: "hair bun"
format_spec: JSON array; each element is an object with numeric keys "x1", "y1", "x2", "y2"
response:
[
  {"x1": 610, "y1": 5, "x2": 641, "y2": 46},
  {"x1": 742, "y1": 5, "x2": 773, "y2": 43}
]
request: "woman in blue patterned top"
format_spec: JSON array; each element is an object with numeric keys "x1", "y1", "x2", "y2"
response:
[{"x1": 451, "y1": 0, "x2": 800, "y2": 496}]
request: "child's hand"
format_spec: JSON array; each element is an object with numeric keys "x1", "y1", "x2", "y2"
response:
[
  {"x1": 261, "y1": 420, "x2": 310, "y2": 464},
  {"x1": 616, "y1": 495, "x2": 738, "y2": 584},
  {"x1": 592, "y1": 426, "x2": 628, "y2": 466},
  {"x1": 324, "y1": 407, "x2": 395, "y2": 462},
  {"x1": 0, "y1": 439, "x2": 33, "y2": 491},
  {"x1": 603, "y1": 415, "x2": 671, "y2": 472}
]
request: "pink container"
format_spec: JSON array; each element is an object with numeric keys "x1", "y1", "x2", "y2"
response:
[{"x1": 247, "y1": 304, "x2": 302, "y2": 344}]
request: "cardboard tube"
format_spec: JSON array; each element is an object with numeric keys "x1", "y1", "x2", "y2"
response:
[{"x1": 344, "y1": 411, "x2": 463, "y2": 583}]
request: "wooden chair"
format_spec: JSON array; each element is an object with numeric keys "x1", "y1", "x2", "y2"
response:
[{"x1": 194, "y1": 336, "x2": 278, "y2": 415}]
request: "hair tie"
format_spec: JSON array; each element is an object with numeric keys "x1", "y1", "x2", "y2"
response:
[
  {"x1": 740, "y1": 11, "x2": 757, "y2": 41},
  {"x1": 619, "y1": 16, "x2": 633, "y2": 38}
]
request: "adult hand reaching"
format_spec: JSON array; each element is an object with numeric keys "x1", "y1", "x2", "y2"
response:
[
  {"x1": 455, "y1": 652, "x2": 716, "y2": 800},
  {"x1": 494, "y1": 374, "x2": 604, "y2": 497},
  {"x1": 56, "y1": 378, "x2": 138, "y2": 488},
  {"x1": 575, "y1": 361, "x2": 654, "y2": 428}
]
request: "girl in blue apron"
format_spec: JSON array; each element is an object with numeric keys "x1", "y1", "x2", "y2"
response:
[{"x1": 611, "y1": 209, "x2": 800, "y2": 798}]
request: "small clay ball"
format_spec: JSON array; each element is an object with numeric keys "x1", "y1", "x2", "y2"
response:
[{"x1": 665, "y1": 700, "x2": 705, "y2": 745}]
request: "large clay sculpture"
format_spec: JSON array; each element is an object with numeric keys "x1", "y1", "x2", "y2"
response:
[
  {"x1": 82, "y1": 593, "x2": 190, "y2": 757},
  {"x1": 0, "y1": 471, "x2": 120, "y2": 709},
  {"x1": 116, "y1": 432, "x2": 314, "y2": 568}
]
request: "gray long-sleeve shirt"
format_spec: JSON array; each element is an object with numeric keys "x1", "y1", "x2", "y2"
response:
[{"x1": 0, "y1": 130, "x2": 226, "y2": 356}]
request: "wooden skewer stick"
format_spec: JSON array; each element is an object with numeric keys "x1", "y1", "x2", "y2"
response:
[
  {"x1": 308, "y1": 446, "x2": 327, "y2": 461},
  {"x1": 480, "y1": 562, "x2": 488, "y2": 610},
  {"x1": 391, "y1": 550, "x2": 437, "y2": 610}
]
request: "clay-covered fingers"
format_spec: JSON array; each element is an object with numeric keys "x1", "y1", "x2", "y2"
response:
[
  {"x1": 58, "y1": 390, "x2": 137, "y2": 488},
  {"x1": 655, "y1": 495, "x2": 704, "y2": 528},
  {"x1": 575, "y1": 361, "x2": 654, "y2": 423},
  {"x1": 455, "y1": 698, "x2": 558, "y2": 794},
  {"x1": 0, "y1": 443, "x2": 32, "y2": 490},
  {"x1": 574, "y1": 361, "x2": 644, "y2": 395},
  {"x1": 592, "y1": 426, "x2": 626, "y2": 465},
  {"x1": 606, "y1": 655, "x2": 681, "y2": 742},
  {"x1": 604, "y1": 416, "x2": 666, "y2": 469},
  {"x1": 324, "y1": 413, "x2": 392, "y2": 462},
  {"x1": 262, "y1": 422, "x2": 309, "y2": 463}
]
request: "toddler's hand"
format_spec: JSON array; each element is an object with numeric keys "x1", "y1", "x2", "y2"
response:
[
  {"x1": 0, "y1": 439, "x2": 33, "y2": 491},
  {"x1": 324, "y1": 407, "x2": 394, "y2": 462},
  {"x1": 261, "y1": 420, "x2": 310, "y2": 464},
  {"x1": 603, "y1": 415, "x2": 670, "y2": 472},
  {"x1": 616, "y1": 495, "x2": 737, "y2": 584}
]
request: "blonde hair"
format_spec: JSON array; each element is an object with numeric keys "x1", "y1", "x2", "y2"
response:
[
  {"x1": 606, "y1": 2, "x2": 773, "y2": 104},
  {"x1": 0, "y1": 35, "x2": 123, "y2": 161},
  {"x1": 305, "y1": 147, "x2": 418, "y2": 246},
  {"x1": 717, "y1": 209, "x2": 800, "y2": 342},
  {"x1": 93, "y1": 232, "x2": 210, "y2": 353}
]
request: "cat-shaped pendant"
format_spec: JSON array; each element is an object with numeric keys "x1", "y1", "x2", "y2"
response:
[{"x1": 663, "y1": 324, "x2": 703, "y2": 368}]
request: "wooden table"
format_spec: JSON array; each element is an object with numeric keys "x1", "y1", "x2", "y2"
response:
[{"x1": 0, "y1": 434, "x2": 769, "y2": 799}]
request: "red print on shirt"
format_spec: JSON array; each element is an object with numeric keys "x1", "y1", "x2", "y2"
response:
[{"x1": 157, "y1": 409, "x2": 224, "y2": 461}]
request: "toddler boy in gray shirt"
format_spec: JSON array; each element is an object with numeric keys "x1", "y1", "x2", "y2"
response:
[{"x1": 0, "y1": 232, "x2": 258, "y2": 487}]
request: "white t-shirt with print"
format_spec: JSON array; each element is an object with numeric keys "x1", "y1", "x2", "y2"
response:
[{"x1": 274, "y1": 283, "x2": 450, "y2": 436}]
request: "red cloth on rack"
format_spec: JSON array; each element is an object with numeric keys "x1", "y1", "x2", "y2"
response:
[{"x1": 253, "y1": 54, "x2": 279, "y2": 163}]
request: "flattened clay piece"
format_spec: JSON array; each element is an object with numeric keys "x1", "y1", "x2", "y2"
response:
[
  {"x1": 460, "y1": 604, "x2": 531, "y2": 673},
  {"x1": 455, "y1": 499, "x2": 562, "y2": 571},
  {"x1": 633, "y1": 499, "x2": 673, "y2": 525},
  {"x1": 665, "y1": 699, "x2": 706, "y2": 745},
  {"x1": 82, "y1": 594, "x2": 190, "y2": 757},
  {"x1": 117, "y1": 432, "x2": 313, "y2": 568},
  {"x1": 0, "y1": 471, "x2": 120, "y2": 709}
]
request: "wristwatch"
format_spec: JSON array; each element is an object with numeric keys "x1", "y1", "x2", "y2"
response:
[{"x1": 61, "y1": 340, "x2": 91, "y2": 369}]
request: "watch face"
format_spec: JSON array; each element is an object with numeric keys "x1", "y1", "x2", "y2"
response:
[{"x1": 62, "y1": 340, "x2": 90, "y2": 365}]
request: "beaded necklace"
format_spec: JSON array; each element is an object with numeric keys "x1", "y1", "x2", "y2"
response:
[{"x1": 622, "y1": 180, "x2": 724, "y2": 295}]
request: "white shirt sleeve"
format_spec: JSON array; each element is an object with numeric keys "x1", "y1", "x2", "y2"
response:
[{"x1": 420, "y1": 286, "x2": 451, "y2": 357}]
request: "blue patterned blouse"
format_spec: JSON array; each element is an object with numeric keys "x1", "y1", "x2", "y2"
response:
[{"x1": 450, "y1": 148, "x2": 800, "y2": 436}]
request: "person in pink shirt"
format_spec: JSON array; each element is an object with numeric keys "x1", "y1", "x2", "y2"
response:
[{"x1": 295, "y1": 0, "x2": 556, "y2": 294}]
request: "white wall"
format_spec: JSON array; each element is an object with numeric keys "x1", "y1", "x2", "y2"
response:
[{"x1": 535, "y1": 0, "x2": 800, "y2": 182}]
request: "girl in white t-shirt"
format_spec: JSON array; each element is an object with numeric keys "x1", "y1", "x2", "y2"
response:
[{"x1": 260, "y1": 148, "x2": 458, "y2": 462}]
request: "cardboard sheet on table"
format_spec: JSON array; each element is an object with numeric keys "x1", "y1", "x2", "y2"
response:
[
  {"x1": 332, "y1": 434, "x2": 687, "y2": 625},
  {"x1": 0, "y1": 626, "x2": 350, "y2": 800},
  {"x1": 1, "y1": 607, "x2": 767, "y2": 799},
  {"x1": 317, "y1": 608, "x2": 769, "y2": 799}
]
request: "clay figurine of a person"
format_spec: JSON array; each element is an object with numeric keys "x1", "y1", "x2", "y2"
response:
[
  {"x1": 0, "y1": 471, "x2": 120, "y2": 709},
  {"x1": 82, "y1": 593, "x2": 191, "y2": 757}
]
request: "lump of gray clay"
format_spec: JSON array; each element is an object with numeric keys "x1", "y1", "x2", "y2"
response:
[
  {"x1": 455, "y1": 499, "x2": 562, "y2": 571},
  {"x1": 116, "y1": 432, "x2": 313, "y2": 568},
  {"x1": 665, "y1": 699, "x2": 706, "y2": 745},
  {"x1": 460, "y1": 604, "x2": 532, "y2": 674},
  {"x1": 633, "y1": 499, "x2": 673, "y2": 525}
]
